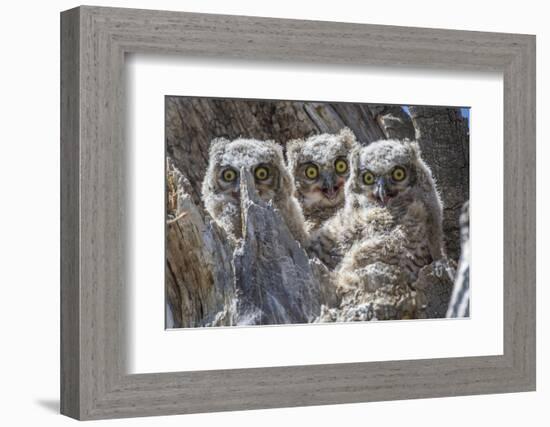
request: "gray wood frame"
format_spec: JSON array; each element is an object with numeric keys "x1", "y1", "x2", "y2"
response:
[{"x1": 60, "y1": 5, "x2": 536, "y2": 420}]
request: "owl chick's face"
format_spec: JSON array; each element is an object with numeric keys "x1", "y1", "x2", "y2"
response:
[
  {"x1": 349, "y1": 139, "x2": 420, "y2": 208},
  {"x1": 206, "y1": 138, "x2": 288, "y2": 204},
  {"x1": 287, "y1": 128, "x2": 358, "y2": 209}
]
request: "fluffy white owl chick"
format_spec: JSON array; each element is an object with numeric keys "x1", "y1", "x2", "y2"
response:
[
  {"x1": 286, "y1": 128, "x2": 358, "y2": 231},
  {"x1": 310, "y1": 139, "x2": 445, "y2": 271},
  {"x1": 202, "y1": 137, "x2": 308, "y2": 245}
]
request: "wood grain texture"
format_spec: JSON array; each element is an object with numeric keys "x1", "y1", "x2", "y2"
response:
[
  {"x1": 60, "y1": 5, "x2": 536, "y2": 420},
  {"x1": 60, "y1": 7, "x2": 80, "y2": 419},
  {"x1": 408, "y1": 106, "x2": 470, "y2": 259}
]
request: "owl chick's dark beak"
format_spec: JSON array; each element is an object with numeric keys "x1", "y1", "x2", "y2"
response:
[
  {"x1": 320, "y1": 172, "x2": 339, "y2": 200},
  {"x1": 373, "y1": 177, "x2": 390, "y2": 205}
]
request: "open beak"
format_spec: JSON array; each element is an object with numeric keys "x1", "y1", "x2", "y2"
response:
[
  {"x1": 373, "y1": 177, "x2": 390, "y2": 205},
  {"x1": 320, "y1": 173, "x2": 340, "y2": 200}
]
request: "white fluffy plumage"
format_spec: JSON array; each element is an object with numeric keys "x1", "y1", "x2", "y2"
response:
[
  {"x1": 286, "y1": 128, "x2": 359, "y2": 231},
  {"x1": 310, "y1": 138, "x2": 445, "y2": 273},
  {"x1": 310, "y1": 139, "x2": 445, "y2": 320},
  {"x1": 201, "y1": 137, "x2": 308, "y2": 245}
]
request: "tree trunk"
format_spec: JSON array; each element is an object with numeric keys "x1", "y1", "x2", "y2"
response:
[
  {"x1": 369, "y1": 105, "x2": 416, "y2": 140},
  {"x1": 408, "y1": 106, "x2": 470, "y2": 261},
  {"x1": 233, "y1": 169, "x2": 322, "y2": 325},
  {"x1": 165, "y1": 160, "x2": 235, "y2": 328}
]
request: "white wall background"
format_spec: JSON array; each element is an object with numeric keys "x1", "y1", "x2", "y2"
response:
[{"x1": 0, "y1": 0, "x2": 546, "y2": 425}]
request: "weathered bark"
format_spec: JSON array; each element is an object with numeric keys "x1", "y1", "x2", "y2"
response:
[
  {"x1": 233, "y1": 169, "x2": 321, "y2": 325},
  {"x1": 316, "y1": 259, "x2": 455, "y2": 322},
  {"x1": 447, "y1": 202, "x2": 470, "y2": 317},
  {"x1": 414, "y1": 260, "x2": 456, "y2": 319},
  {"x1": 166, "y1": 161, "x2": 326, "y2": 328},
  {"x1": 165, "y1": 160, "x2": 235, "y2": 328},
  {"x1": 408, "y1": 106, "x2": 470, "y2": 261},
  {"x1": 369, "y1": 105, "x2": 416, "y2": 140}
]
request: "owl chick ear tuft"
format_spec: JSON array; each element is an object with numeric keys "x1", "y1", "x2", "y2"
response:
[
  {"x1": 338, "y1": 127, "x2": 359, "y2": 151},
  {"x1": 348, "y1": 147, "x2": 362, "y2": 183},
  {"x1": 209, "y1": 137, "x2": 230, "y2": 157},
  {"x1": 285, "y1": 139, "x2": 303, "y2": 162},
  {"x1": 402, "y1": 138, "x2": 422, "y2": 158},
  {"x1": 266, "y1": 139, "x2": 284, "y2": 157}
]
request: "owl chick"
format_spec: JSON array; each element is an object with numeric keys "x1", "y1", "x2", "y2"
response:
[
  {"x1": 201, "y1": 137, "x2": 308, "y2": 245},
  {"x1": 313, "y1": 139, "x2": 445, "y2": 320},
  {"x1": 347, "y1": 139, "x2": 444, "y2": 260},
  {"x1": 310, "y1": 139, "x2": 445, "y2": 271},
  {"x1": 286, "y1": 128, "x2": 359, "y2": 231}
]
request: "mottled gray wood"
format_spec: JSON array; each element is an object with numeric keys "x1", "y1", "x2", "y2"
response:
[
  {"x1": 60, "y1": 5, "x2": 536, "y2": 420},
  {"x1": 370, "y1": 105, "x2": 416, "y2": 140},
  {"x1": 234, "y1": 169, "x2": 321, "y2": 324},
  {"x1": 60, "y1": 7, "x2": 80, "y2": 419},
  {"x1": 409, "y1": 106, "x2": 470, "y2": 260},
  {"x1": 414, "y1": 262, "x2": 456, "y2": 318},
  {"x1": 165, "y1": 160, "x2": 235, "y2": 327}
]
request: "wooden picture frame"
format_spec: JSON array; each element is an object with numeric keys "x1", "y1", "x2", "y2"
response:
[{"x1": 60, "y1": 5, "x2": 536, "y2": 420}]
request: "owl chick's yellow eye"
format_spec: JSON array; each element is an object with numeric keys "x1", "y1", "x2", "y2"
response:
[
  {"x1": 222, "y1": 168, "x2": 237, "y2": 182},
  {"x1": 392, "y1": 166, "x2": 407, "y2": 182},
  {"x1": 334, "y1": 159, "x2": 348, "y2": 175},
  {"x1": 305, "y1": 164, "x2": 319, "y2": 180},
  {"x1": 254, "y1": 166, "x2": 270, "y2": 181},
  {"x1": 363, "y1": 171, "x2": 375, "y2": 185}
]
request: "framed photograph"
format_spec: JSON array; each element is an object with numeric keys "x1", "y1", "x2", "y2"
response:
[{"x1": 61, "y1": 6, "x2": 535, "y2": 420}]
